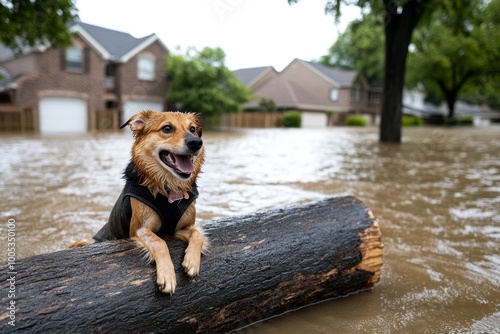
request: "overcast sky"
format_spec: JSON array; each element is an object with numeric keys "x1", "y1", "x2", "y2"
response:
[{"x1": 76, "y1": 0, "x2": 360, "y2": 71}]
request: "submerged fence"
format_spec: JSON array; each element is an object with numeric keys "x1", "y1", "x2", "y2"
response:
[
  {"x1": 0, "y1": 105, "x2": 37, "y2": 134},
  {"x1": 219, "y1": 112, "x2": 282, "y2": 128}
]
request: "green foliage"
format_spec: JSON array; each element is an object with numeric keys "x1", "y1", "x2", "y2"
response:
[
  {"x1": 346, "y1": 115, "x2": 368, "y2": 126},
  {"x1": 406, "y1": 0, "x2": 500, "y2": 116},
  {"x1": 0, "y1": 0, "x2": 77, "y2": 53},
  {"x1": 281, "y1": 111, "x2": 302, "y2": 128},
  {"x1": 166, "y1": 47, "x2": 253, "y2": 117},
  {"x1": 258, "y1": 98, "x2": 277, "y2": 112},
  {"x1": 402, "y1": 116, "x2": 423, "y2": 126},
  {"x1": 321, "y1": 14, "x2": 384, "y2": 85},
  {"x1": 445, "y1": 115, "x2": 474, "y2": 126}
]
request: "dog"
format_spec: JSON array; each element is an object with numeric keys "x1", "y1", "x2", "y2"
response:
[{"x1": 69, "y1": 110, "x2": 207, "y2": 295}]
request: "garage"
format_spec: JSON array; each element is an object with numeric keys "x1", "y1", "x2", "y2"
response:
[
  {"x1": 301, "y1": 111, "x2": 327, "y2": 128},
  {"x1": 123, "y1": 100, "x2": 163, "y2": 123},
  {"x1": 39, "y1": 97, "x2": 88, "y2": 134}
]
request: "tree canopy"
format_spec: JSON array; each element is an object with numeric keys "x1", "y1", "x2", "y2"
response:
[
  {"x1": 166, "y1": 47, "x2": 253, "y2": 118},
  {"x1": 0, "y1": 0, "x2": 77, "y2": 53},
  {"x1": 407, "y1": 0, "x2": 500, "y2": 116},
  {"x1": 320, "y1": 14, "x2": 384, "y2": 86}
]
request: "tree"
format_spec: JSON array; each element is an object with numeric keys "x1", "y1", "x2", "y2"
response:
[
  {"x1": 0, "y1": 0, "x2": 77, "y2": 53},
  {"x1": 321, "y1": 14, "x2": 384, "y2": 86},
  {"x1": 290, "y1": 0, "x2": 434, "y2": 143},
  {"x1": 407, "y1": 0, "x2": 500, "y2": 117},
  {"x1": 258, "y1": 97, "x2": 277, "y2": 112},
  {"x1": 166, "y1": 47, "x2": 253, "y2": 118}
]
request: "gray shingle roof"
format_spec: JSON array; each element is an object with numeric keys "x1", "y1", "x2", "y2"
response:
[
  {"x1": 0, "y1": 22, "x2": 164, "y2": 63},
  {"x1": 304, "y1": 61, "x2": 358, "y2": 87},
  {"x1": 234, "y1": 66, "x2": 274, "y2": 86},
  {"x1": 77, "y1": 22, "x2": 154, "y2": 59}
]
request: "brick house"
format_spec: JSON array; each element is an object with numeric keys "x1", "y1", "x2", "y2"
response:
[
  {"x1": 0, "y1": 22, "x2": 168, "y2": 134},
  {"x1": 235, "y1": 59, "x2": 383, "y2": 127}
]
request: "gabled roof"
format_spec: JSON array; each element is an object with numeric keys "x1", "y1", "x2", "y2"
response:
[
  {"x1": 72, "y1": 22, "x2": 168, "y2": 62},
  {"x1": 0, "y1": 21, "x2": 168, "y2": 63},
  {"x1": 233, "y1": 66, "x2": 275, "y2": 87},
  {"x1": 245, "y1": 73, "x2": 340, "y2": 111},
  {"x1": 287, "y1": 59, "x2": 359, "y2": 88}
]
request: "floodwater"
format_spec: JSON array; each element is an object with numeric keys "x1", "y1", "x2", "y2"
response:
[{"x1": 1, "y1": 126, "x2": 499, "y2": 333}]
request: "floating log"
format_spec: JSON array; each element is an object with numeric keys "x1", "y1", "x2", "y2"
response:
[{"x1": 0, "y1": 196, "x2": 383, "y2": 334}]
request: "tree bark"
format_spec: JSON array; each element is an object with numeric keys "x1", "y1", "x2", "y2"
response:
[
  {"x1": 380, "y1": 0, "x2": 429, "y2": 143},
  {"x1": 0, "y1": 196, "x2": 383, "y2": 334}
]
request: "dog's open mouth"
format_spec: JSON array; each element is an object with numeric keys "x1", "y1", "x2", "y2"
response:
[{"x1": 159, "y1": 150, "x2": 194, "y2": 179}]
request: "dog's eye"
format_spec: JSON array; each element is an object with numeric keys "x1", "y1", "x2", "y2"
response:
[
  {"x1": 162, "y1": 125, "x2": 173, "y2": 133},
  {"x1": 189, "y1": 126, "x2": 196, "y2": 134}
]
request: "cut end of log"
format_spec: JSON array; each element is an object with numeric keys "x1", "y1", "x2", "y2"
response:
[{"x1": 357, "y1": 209, "x2": 384, "y2": 286}]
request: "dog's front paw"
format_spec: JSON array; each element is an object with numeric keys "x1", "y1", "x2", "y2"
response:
[
  {"x1": 182, "y1": 250, "x2": 201, "y2": 277},
  {"x1": 156, "y1": 266, "x2": 177, "y2": 295}
]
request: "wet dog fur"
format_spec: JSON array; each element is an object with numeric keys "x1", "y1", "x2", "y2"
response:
[{"x1": 69, "y1": 110, "x2": 207, "y2": 295}]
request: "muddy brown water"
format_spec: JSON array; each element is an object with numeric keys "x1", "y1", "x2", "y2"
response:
[{"x1": 1, "y1": 126, "x2": 499, "y2": 333}]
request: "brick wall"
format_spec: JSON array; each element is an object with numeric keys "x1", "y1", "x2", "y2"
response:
[
  {"x1": 117, "y1": 40, "x2": 168, "y2": 109},
  {"x1": 16, "y1": 36, "x2": 106, "y2": 111}
]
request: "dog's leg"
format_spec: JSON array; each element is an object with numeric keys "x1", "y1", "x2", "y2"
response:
[
  {"x1": 69, "y1": 240, "x2": 95, "y2": 248},
  {"x1": 135, "y1": 228, "x2": 176, "y2": 294},
  {"x1": 175, "y1": 204, "x2": 207, "y2": 277},
  {"x1": 175, "y1": 225, "x2": 206, "y2": 277},
  {"x1": 130, "y1": 198, "x2": 177, "y2": 295}
]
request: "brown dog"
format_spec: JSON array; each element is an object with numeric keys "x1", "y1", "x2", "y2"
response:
[{"x1": 70, "y1": 110, "x2": 207, "y2": 295}]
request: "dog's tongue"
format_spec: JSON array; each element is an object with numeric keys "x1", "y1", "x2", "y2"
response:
[{"x1": 172, "y1": 154, "x2": 194, "y2": 173}]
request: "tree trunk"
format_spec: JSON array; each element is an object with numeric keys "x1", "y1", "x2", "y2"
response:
[
  {"x1": 0, "y1": 197, "x2": 383, "y2": 334},
  {"x1": 445, "y1": 91, "x2": 457, "y2": 118},
  {"x1": 380, "y1": 0, "x2": 428, "y2": 143}
]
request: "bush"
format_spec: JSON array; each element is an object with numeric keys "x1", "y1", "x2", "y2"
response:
[
  {"x1": 282, "y1": 111, "x2": 302, "y2": 128},
  {"x1": 445, "y1": 115, "x2": 474, "y2": 126},
  {"x1": 346, "y1": 115, "x2": 368, "y2": 126},
  {"x1": 402, "y1": 116, "x2": 423, "y2": 126}
]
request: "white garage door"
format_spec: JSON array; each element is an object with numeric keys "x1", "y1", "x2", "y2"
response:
[
  {"x1": 39, "y1": 97, "x2": 87, "y2": 134},
  {"x1": 301, "y1": 112, "x2": 327, "y2": 128},
  {"x1": 123, "y1": 100, "x2": 163, "y2": 123}
]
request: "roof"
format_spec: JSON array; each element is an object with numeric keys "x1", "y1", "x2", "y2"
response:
[
  {"x1": 245, "y1": 73, "x2": 341, "y2": 111},
  {"x1": 0, "y1": 67, "x2": 26, "y2": 92},
  {"x1": 233, "y1": 66, "x2": 275, "y2": 87},
  {"x1": 298, "y1": 60, "x2": 358, "y2": 87},
  {"x1": 0, "y1": 21, "x2": 168, "y2": 63},
  {"x1": 0, "y1": 43, "x2": 47, "y2": 63},
  {"x1": 72, "y1": 22, "x2": 168, "y2": 62}
]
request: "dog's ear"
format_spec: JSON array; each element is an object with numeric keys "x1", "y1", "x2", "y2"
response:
[{"x1": 120, "y1": 110, "x2": 155, "y2": 132}]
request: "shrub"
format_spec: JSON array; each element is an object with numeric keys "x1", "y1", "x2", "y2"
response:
[
  {"x1": 346, "y1": 115, "x2": 368, "y2": 126},
  {"x1": 282, "y1": 111, "x2": 302, "y2": 128},
  {"x1": 402, "y1": 116, "x2": 423, "y2": 126},
  {"x1": 445, "y1": 115, "x2": 474, "y2": 126}
]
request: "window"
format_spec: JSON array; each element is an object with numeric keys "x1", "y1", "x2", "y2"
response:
[
  {"x1": 329, "y1": 88, "x2": 339, "y2": 101},
  {"x1": 66, "y1": 47, "x2": 83, "y2": 72},
  {"x1": 350, "y1": 85, "x2": 362, "y2": 102},
  {"x1": 138, "y1": 56, "x2": 155, "y2": 80}
]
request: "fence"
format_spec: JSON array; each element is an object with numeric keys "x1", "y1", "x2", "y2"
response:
[
  {"x1": 0, "y1": 105, "x2": 37, "y2": 134},
  {"x1": 91, "y1": 109, "x2": 120, "y2": 131},
  {"x1": 219, "y1": 112, "x2": 282, "y2": 128}
]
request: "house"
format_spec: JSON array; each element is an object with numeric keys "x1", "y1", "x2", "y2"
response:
[
  {"x1": 0, "y1": 21, "x2": 168, "y2": 134},
  {"x1": 234, "y1": 59, "x2": 383, "y2": 127},
  {"x1": 402, "y1": 89, "x2": 500, "y2": 125}
]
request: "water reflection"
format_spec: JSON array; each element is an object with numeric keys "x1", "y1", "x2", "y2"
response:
[{"x1": 0, "y1": 126, "x2": 499, "y2": 333}]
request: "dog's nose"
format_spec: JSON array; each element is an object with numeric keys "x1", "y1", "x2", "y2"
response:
[{"x1": 185, "y1": 135, "x2": 203, "y2": 152}]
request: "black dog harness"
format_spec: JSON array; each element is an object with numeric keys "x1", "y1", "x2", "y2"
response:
[{"x1": 93, "y1": 162, "x2": 198, "y2": 242}]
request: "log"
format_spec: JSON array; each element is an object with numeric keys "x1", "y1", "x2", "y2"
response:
[{"x1": 0, "y1": 196, "x2": 383, "y2": 334}]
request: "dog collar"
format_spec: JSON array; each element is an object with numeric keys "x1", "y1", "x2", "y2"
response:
[{"x1": 167, "y1": 190, "x2": 190, "y2": 203}]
